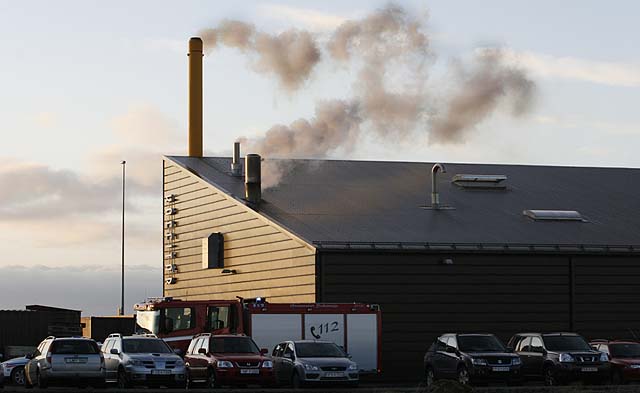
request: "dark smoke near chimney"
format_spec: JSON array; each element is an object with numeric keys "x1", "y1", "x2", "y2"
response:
[{"x1": 200, "y1": 4, "x2": 536, "y2": 187}]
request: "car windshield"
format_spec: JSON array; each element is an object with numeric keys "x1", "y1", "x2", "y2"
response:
[
  {"x1": 123, "y1": 339, "x2": 172, "y2": 354},
  {"x1": 610, "y1": 343, "x2": 640, "y2": 358},
  {"x1": 210, "y1": 337, "x2": 259, "y2": 354},
  {"x1": 543, "y1": 335, "x2": 591, "y2": 351},
  {"x1": 295, "y1": 342, "x2": 346, "y2": 358},
  {"x1": 457, "y1": 335, "x2": 506, "y2": 352},
  {"x1": 51, "y1": 340, "x2": 99, "y2": 355}
]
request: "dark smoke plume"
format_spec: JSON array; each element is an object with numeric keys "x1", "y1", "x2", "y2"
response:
[
  {"x1": 202, "y1": 4, "x2": 536, "y2": 187},
  {"x1": 200, "y1": 20, "x2": 320, "y2": 90}
]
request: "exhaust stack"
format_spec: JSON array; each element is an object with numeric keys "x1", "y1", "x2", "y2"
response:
[
  {"x1": 245, "y1": 154, "x2": 261, "y2": 206},
  {"x1": 188, "y1": 37, "x2": 203, "y2": 157},
  {"x1": 231, "y1": 142, "x2": 242, "y2": 176}
]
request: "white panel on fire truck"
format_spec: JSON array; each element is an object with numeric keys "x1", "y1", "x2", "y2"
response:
[
  {"x1": 251, "y1": 314, "x2": 301, "y2": 353},
  {"x1": 303, "y1": 314, "x2": 344, "y2": 347},
  {"x1": 347, "y1": 314, "x2": 378, "y2": 372}
]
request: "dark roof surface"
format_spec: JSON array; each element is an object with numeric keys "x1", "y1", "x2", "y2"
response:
[{"x1": 167, "y1": 156, "x2": 640, "y2": 250}]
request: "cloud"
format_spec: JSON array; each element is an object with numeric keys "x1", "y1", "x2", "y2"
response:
[
  {"x1": 257, "y1": 4, "x2": 347, "y2": 31},
  {"x1": 34, "y1": 111, "x2": 59, "y2": 128},
  {"x1": 0, "y1": 264, "x2": 161, "y2": 317},
  {"x1": 494, "y1": 49, "x2": 640, "y2": 87},
  {"x1": 533, "y1": 114, "x2": 640, "y2": 135}
]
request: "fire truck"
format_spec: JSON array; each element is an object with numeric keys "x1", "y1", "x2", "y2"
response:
[{"x1": 134, "y1": 297, "x2": 382, "y2": 373}]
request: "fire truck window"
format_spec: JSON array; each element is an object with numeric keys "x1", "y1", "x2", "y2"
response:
[
  {"x1": 207, "y1": 306, "x2": 230, "y2": 330},
  {"x1": 163, "y1": 307, "x2": 195, "y2": 333}
]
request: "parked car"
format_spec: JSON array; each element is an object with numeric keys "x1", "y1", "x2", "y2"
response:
[
  {"x1": 101, "y1": 333, "x2": 186, "y2": 388},
  {"x1": 509, "y1": 332, "x2": 609, "y2": 385},
  {"x1": 24, "y1": 336, "x2": 105, "y2": 388},
  {"x1": 184, "y1": 333, "x2": 275, "y2": 388},
  {"x1": 424, "y1": 333, "x2": 522, "y2": 386},
  {"x1": 1, "y1": 356, "x2": 28, "y2": 385},
  {"x1": 0, "y1": 355, "x2": 4, "y2": 389},
  {"x1": 591, "y1": 339, "x2": 640, "y2": 384},
  {"x1": 271, "y1": 340, "x2": 359, "y2": 388}
]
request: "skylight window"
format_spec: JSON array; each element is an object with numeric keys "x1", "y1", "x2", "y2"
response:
[
  {"x1": 523, "y1": 210, "x2": 586, "y2": 222},
  {"x1": 452, "y1": 174, "x2": 507, "y2": 189}
]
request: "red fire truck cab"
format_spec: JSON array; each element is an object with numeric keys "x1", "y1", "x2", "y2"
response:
[{"x1": 134, "y1": 297, "x2": 381, "y2": 373}]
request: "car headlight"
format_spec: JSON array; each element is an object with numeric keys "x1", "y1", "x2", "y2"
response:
[
  {"x1": 262, "y1": 360, "x2": 273, "y2": 368},
  {"x1": 559, "y1": 353, "x2": 575, "y2": 363},
  {"x1": 471, "y1": 358, "x2": 487, "y2": 366},
  {"x1": 303, "y1": 363, "x2": 320, "y2": 371},
  {"x1": 600, "y1": 352, "x2": 609, "y2": 362},
  {"x1": 348, "y1": 363, "x2": 358, "y2": 371},
  {"x1": 216, "y1": 361, "x2": 234, "y2": 368},
  {"x1": 126, "y1": 359, "x2": 144, "y2": 367},
  {"x1": 627, "y1": 364, "x2": 640, "y2": 369},
  {"x1": 512, "y1": 357, "x2": 522, "y2": 365}
]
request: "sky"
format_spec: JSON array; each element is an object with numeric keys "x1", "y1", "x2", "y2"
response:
[{"x1": 0, "y1": 1, "x2": 638, "y2": 315}]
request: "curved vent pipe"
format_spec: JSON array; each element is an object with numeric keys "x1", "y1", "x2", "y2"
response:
[{"x1": 431, "y1": 163, "x2": 446, "y2": 208}]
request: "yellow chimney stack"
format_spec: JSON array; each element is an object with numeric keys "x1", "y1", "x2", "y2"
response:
[{"x1": 188, "y1": 37, "x2": 203, "y2": 157}]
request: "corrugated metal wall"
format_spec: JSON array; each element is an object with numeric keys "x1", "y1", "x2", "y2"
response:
[
  {"x1": 319, "y1": 251, "x2": 640, "y2": 381},
  {"x1": 162, "y1": 160, "x2": 316, "y2": 302}
]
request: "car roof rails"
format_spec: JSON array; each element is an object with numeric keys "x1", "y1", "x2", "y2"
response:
[
  {"x1": 107, "y1": 333, "x2": 122, "y2": 338},
  {"x1": 194, "y1": 333, "x2": 212, "y2": 338},
  {"x1": 45, "y1": 336, "x2": 56, "y2": 340},
  {"x1": 133, "y1": 333, "x2": 158, "y2": 338}
]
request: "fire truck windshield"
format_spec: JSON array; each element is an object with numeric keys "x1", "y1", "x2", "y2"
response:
[{"x1": 136, "y1": 310, "x2": 160, "y2": 334}]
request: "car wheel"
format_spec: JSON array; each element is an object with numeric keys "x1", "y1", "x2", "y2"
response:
[
  {"x1": 36, "y1": 370, "x2": 48, "y2": 389},
  {"x1": 544, "y1": 366, "x2": 557, "y2": 386},
  {"x1": 291, "y1": 371, "x2": 303, "y2": 389},
  {"x1": 425, "y1": 367, "x2": 435, "y2": 388},
  {"x1": 11, "y1": 366, "x2": 26, "y2": 385},
  {"x1": 457, "y1": 366, "x2": 470, "y2": 385},
  {"x1": 206, "y1": 368, "x2": 218, "y2": 388},
  {"x1": 117, "y1": 369, "x2": 130, "y2": 389},
  {"x1": 612, "y1": 369, "x2": 624, "y2": 385}
]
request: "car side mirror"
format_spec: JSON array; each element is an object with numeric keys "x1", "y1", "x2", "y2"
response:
[
  {"x1": 284, "y1": 353, "x2": 294, "y2": 360},
  {"x1": 445, "y1": 346, "x2": 456, "y2": 354},
  {"x1": 110, "y1": 348, "x2": 119, "y2": 355},
  {"x1": 198, "y1": 348, "x2": 207, "y2": 355},
  {"x1": 506, "y1": 346, "x2": 514, "y2": 353},
  {"x1": 25, "y1": 353, "x2": 34, "y2": 360},
  {"x1": 591, "y1": 345, "x2": 598, "y2": 350},
  {"x1": 174, "y1": 348, "x2": 184, "y2": 357},
  {"x1": 260, "y1": 348, "x2": 269, "y2": 355}
]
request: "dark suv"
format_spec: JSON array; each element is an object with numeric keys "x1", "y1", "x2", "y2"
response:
[
  {"x1": 423, "y1": 333, "x2": 522, "y2": 386},
  {"x1": 509, "y1": 332, "x2": 609, "y2": 385},
  {"x1": 184, "y1": 334, "x2": 274, "y2": 388}
]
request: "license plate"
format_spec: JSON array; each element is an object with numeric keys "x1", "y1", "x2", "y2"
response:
[
  {"x1": 240, "y1": 369, "x2": 259, "y2": 375},
  {"x1": 492, "y1": 367, "x2": 510, "y2": 372},
  {"x1": 581, "y1": 367, "x2": 598, "y2": 372},
  {"x1": 325, "y1": 371, "x2": 344, "y2": 378},
  {"x1": 151, "y1": 369, "x2": 171, "y2": 375},
  {"x1": 65, "y1": 357, "x2": 87, "y2": 364}
]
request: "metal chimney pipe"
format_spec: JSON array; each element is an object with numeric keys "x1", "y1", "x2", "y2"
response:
[
  {"x1": 431, "y1": 163, "x2": 446, "y2": 208},
  {"x1": 188, "y1": 37, "x2": 203, "y2": 157},
  {"x1": 231, "y1": 142, "x2": 242, "y2": 176},
  {"x1": 245, "y1": 154, "x2": 261, "y2": 205}
]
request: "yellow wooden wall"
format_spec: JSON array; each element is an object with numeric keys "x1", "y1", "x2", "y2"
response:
[{"x1": 162, "y1": 159, "x2": 316, "y2": 302}]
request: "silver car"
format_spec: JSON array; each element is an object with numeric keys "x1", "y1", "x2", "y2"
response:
[
  {"x1": 272, "y1": 340, "x2": 359, "y2": 388},
  {"x1": 25, "y1": 336, "x2": 105, "y2": 388},
  {"x1": 102, "y1": 333, "x2": 186, "y2": 388},
  {"x1": 1, "y1": 356, "x2": 29, "y2": 385}
]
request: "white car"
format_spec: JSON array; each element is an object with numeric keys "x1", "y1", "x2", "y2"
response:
[{"x1": 1, "y1": 356, "x2": 29, "y2": 385}]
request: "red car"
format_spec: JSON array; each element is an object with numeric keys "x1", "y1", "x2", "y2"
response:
[
  {"x1": 184, "y1": 334, "x2": 275, "y2": 388},
  {"x1": 591, "y1": 340, "x2": 640, "y2": 384}
]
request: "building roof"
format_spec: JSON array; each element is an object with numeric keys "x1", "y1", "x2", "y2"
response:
[{"x1": 166, "y1": 156, "x2": 640, "y2": 252}]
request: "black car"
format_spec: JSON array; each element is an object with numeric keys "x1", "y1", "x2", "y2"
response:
[
  {"x1": 424, "y1": 333, "x2": 522, "y2": 386},
  {"x1": 509, "y1": 332, "x2": 610, "y2": 386}
]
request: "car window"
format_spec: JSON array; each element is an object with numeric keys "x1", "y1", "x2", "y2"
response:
[
  {"x1": 295, "y1": 342, "x2": 346, "y2": 358},
  {"x1": 435, "y1": 337, "x2": 447, "y2": 352},
  {"x1": 190, "y1": 338, "x2": 203, "y2": 354},
  {"x1": 610, "y1": 343, "x2": 640, "y2": 358},
  {"x1": 516, "y1": 337, "x2": 531, "y2": 352},
  {"x1": 123, "y1": 339, "x2": 172, "y2": 354},
  {"x1": 272, "y1": 343, "x2": 284, "y2": 357},
  {"x1": 112, "y1": 339, "x2": 122, "y2": 353},
  {"x1": 446, "y1": 336, "x2": 458, "y2": 349},
  {"x1": 102, "y1": 340, "x2": 113, "y2": 353},
  {"x1": 530, "y1": 337, "x2": 544, "y2": 353},
  {"x1": 207, "y1": 306, "x2": 230, "y2": 330},
  {"x1": 211, "y1": 337, "x2": 260, "y2": 354},
  {"x1": 284, "y1": 343, "x2": 295, "y2": 358},
  {"x1": 599, "y1": 344, "x2": 610, "y2": 354},
  {"x1": 543, "y1": 335, "x2": 591, "y2": 351},
  {"x1": 162, "y1": 307, "x2": 195, "y2": 333},
  {"x1": 457, "y1": 335, "x2": 505, "y2": 352},
  {"x1": 51, "y1": 340, "x2": 99, "y2": 355},
  {"x1": 41, "y1": 341, "x2": 53, "y2": 355}
]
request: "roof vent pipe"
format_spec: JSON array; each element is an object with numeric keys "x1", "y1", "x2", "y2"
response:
[
  {"x1": 245, "y1": 154, "x2": 261, "y2": 206},
  {"x1": 431, "y1": 163, "x2": 446, "y2": 208},
  {"x1": 231, "y1": 142, "x2": 242, "y2": 176},
  {"x1": 188, "y1": 37, "x2": 203, "y2": 157}
]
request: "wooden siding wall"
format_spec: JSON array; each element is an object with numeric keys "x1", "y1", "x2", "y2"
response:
[
  {"x1": 319, "y1": 252, "x2": 640, "y2": 381},
  {"x1": 162, "y1": 160, "x2": 316, "y2": 302}
]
